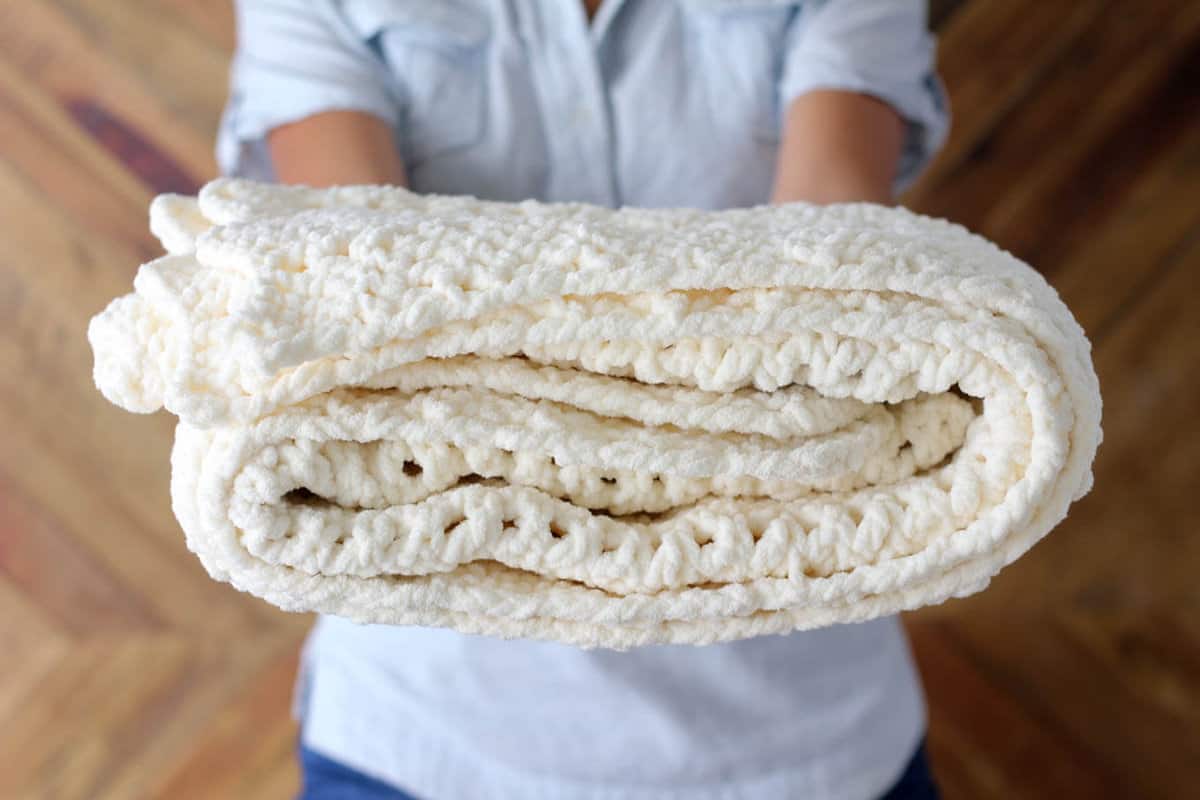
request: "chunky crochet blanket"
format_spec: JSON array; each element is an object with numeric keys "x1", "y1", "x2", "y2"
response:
[{"x1": 88, "y1": 178, "x2": 1101, "y2": 648}]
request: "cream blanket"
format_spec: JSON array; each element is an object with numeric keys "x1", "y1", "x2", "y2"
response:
[{"x1": 88, "y1": 178, "x2": 1102, "y2": 649}]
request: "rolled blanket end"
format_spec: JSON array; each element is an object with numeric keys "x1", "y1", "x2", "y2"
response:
[{"x1": 88, "y1": 293, "x2": 165, "y2": 414}]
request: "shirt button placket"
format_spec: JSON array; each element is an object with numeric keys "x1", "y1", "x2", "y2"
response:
[{"x1": 556, "y1": 2, "x2": 618, "y2": 207}]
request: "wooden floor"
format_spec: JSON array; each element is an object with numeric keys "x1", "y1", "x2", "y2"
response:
[{"x1": 1, "y1": 1, "x2": 1197, "y2": 797}]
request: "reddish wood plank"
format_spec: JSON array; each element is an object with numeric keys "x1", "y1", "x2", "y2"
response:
[
  {"x1": 907, "y1": 619, "x2": 1120, "y2": 799},
  {"x1": 0, "y1": 0, "x2": 220, "y2": 184},
  {"x1": 1005, "y1": 40, "x2": 1200, "y2": 275},
  {"x1": 0, "y1": 469, "x2": 163, "y2": 634},
  {"x1": 933, "y1": 229, "x2": 1200, "y2": 799},
  {"x1": 67, "y1": 99, "x2": 200, "y2": 195},
  {"x1": 1060, "y1": 605, "x2": 1200, "y2": 728},
  {"x1": 0, "y1": 57, "x2": 160, "y2": 256},
  {"x1": 50, "y1": 0, "x2": 233, "y2": 138},
  {"x1": 905, "y1": 0, "x2": 1106, "y2": 204},
  {"x1": 910, "y1": 0, "x2": 1200, "y2": 266}
]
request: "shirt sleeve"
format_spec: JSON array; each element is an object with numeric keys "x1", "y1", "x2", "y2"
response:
[
  {"x1": 778, "y1": 0, "x2": 950, "y2": 193},
  {"x1": 216, "y1": 0, "x2": 401, "y2": 180}
]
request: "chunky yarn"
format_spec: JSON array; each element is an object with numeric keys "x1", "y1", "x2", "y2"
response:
[{"x1": 88, "y1": 178, "x2": 1102, "y2": 648}]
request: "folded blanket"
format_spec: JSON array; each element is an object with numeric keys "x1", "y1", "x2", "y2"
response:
[{"x1": 88, "y1": 178, "x2": 1102, "y2": 649}]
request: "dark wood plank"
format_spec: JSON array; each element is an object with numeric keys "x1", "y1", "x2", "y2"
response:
[
  {"x1": 928, "y1": 0, "x2": 969, "y2": 32},
  {"x1": 931, "y1": 225, "x2": 1200, "y2": 799},
  {"x1": 67, "y1": 98, "x2": 200, "y2": 195},
  {"x1": 907, "y1": 619, "x2": 1121, "y2": 799},
  {"x1": 909, "y1": 0, "x2": 1200, "y2": 273},
  {"x1": 905, "y1": 0, "x2": 1108, "y2": 205}
]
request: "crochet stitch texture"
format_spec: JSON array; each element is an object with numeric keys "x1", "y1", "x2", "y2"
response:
[{"x1": 88, "y1": 178, "x2": 1102, "y2": 648}]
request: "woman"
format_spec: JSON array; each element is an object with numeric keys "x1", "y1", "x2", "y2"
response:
[{"x1": 218, "y1": 1, "x2": 949, "y2": 797}]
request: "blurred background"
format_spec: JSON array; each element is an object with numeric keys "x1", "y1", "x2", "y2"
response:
[{"x1": 1, "y1": 1, "x2": 1197, "y2": 797}]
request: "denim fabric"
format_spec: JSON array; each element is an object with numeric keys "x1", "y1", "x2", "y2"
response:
[
  {"x1": 299, "y1": 746, "x2": 420, "y2": 800},
  {"x1": 879, "y1": 740, "x2": 940, "y2": 800},
  {"x1": 298, "y1": 741, "x2": 940, "y2": 800}
]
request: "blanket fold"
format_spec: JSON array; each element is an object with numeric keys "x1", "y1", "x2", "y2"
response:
[{"x1": 88, "y1": 178, "x2": 1101, "y2": 648}]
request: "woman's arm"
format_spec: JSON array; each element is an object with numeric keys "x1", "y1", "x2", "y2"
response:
[
  {"x1": 266, "y1": 94, "x2": 901, "y2": 204},
  {"x1": 267, "y1": 110, "x2": 408, "y2": 187},
  {"x1": 770, "y1": 89, "x2": 905, "y2": 205}
]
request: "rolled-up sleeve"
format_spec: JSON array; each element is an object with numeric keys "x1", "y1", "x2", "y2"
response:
[
  {"x1": 217, "y1": 0, "x2": 401, "y2": 179},
  {"x1": 778, "y1": 0, "x2": 950, "y2": 192}
]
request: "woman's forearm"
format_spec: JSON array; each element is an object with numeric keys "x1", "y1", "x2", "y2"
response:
[
  {"x1": 264, "y1": 96, "x2": 901, "y2": 205},
  {"x1": 770, "y1": 89, "x2": 906, "y2": 205},
  {"x1": 266, "y1": 110, "x2": 408, "y2": 187}
]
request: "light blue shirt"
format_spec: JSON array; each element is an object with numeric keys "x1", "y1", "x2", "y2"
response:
[{"x1": 218, "y1": 2, "x2": 948, "y2": 798}]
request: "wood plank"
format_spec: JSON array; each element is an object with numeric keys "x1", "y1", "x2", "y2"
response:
[
  {"x1": 154, "y1": 0, "x2": 237, "y2": 55},
  {"x1": 1001, "y1": 37, "x2": 1200, "y2": 281},
  {"x1": 0, "y1": 0, "x2": 217, "y2": 186},
  {"x1": 909, "y1": 0, "x2": 1200, "y2": 270},
  {"x1": 0, "y1": 117, "x2": 301, "y2": 636},
  {"x1": 1052, "y1": 123, "x2": 1200, "y2": 338},
  {"x1": 0, "y1": 579, "x2": 69, "y2": 723},
  {"x1": 907, "y1": 7, "x2": 1200, "y2": 792},
  {"x1": 906, "y1": 619, "x2": 1120, "y2": 799},
  {"x1": 0, "y1": 158, "x2": 237, "y2": 633},
  {"x1": 904, "y1": 0, "x2": 1107, "y2": 205},
  {"x1": 0, "y1": 468, "x2": 163, "y2": 634},
  {"x1": 943, "y1": 605, "x2": 1200, "y2": 800},
  {"x1": 106, "y1": 636, "x2": 304, "y2": 800},
  {"x1": 930, "y1": 225, "x2": 1200, "y2": 799},
  {"x1": 67, "y1": 98, "x2": 201, "y2": 195},
  {"x1": 976, "y1": 1, "x2": 1200, "y2": 269},
  {"x1": 0, "y1": 638, "x2": 194, "y2": 799},
  {"x1": 927, "y1": 0, "x2": 968, "y2": 32},
  {"x1": 151, "y1": 644, "x2": 303, "y2": 800},
  {"x1": 969, "y1": 225, "x2": 1200, "y2": 617},
  {"x1": 0, "y1": 54, "x2": 160, "y2": 252},
  {"x1": 0, "y1": 318, "x2": 277, "y2": 636},
  {"x1": 0, "y1": 635, "x2": 299, "y2": 800},
  {"x1": 0, "y1": 371, "x2": 287, "y2": 637},
  {"x1": 1059, "y1": 605, "x2": 1200, "y2": 729},
  {"x1": 0, "y1": 146, "x2": 166, "y2": 404},
  {"x1": 50, "y1": 0, "x2": 231, "y2": 139}
]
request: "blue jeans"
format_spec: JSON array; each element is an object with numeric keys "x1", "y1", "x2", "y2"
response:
[{"x1": 297, "y1": 739, "x2": 940, "y2": 799}]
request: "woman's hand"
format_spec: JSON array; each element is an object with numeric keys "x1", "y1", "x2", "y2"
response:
[{"x1": 770, "y1": 89, "x2": 905, "y2": 205}]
